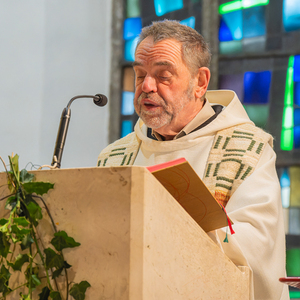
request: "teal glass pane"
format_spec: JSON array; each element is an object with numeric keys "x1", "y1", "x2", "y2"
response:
[
  {"x1": 243, "y1": 6, "x2": 266, "y2": 38},
  {"x1": 283, "y1": 0, "x2": 300, "y2": 32},
  {"x1": 180, "y1": 17, "x2": 196, "y2": 29},
  {"x1": 219, "y1": 40, "x2": 243, "y2": 54},
  {"x1": 124, "y1": 36, "x2": 139, "y2": 61},
  {"x1": 191, "y1": 0, "x2": 200, "y2": 3},
  {"x1": 154, "y1": 0, "x2": 183, "y2": 16},
  {"x1": 243, "y1": 105, "x2": 269, "y2": 128},
  {"x1": 127, "y1": 0, "x2": 140, "y2": 18},
  {"x1": 123, "y1": 17, "x2": 142, "y2": 40},
  {"x1": 122, "y1": 92, "x2": 135, "y2": 115},
  {"x1": 222, "y1": 10, "x2": 243, "y2": 40},
  {"x1": 121, "y1": 120, "x2": 133, "y2": 137},
  {"x1": 243, "y1": 71, "x2": 272, "y2": 104}
]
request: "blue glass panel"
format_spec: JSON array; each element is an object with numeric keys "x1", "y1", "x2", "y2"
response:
[
  {"x1": 219, "y1": 40, "x2": 243, "y2": 54},
  {"x1": 294, "y1": 126, "x2": 300, "y2": 148},
  {"x1": 180, "y1": 16, "x2": 196, "y2": 29},
  {"x1": 295, "y1": 108, "x2": 300, "y2": 126},
  {"x1": 283, "y1": 0, "x2": 300, "y2": 32},
  {"x1": 124, "y1": 36, "x2": 139, "y2": 61},
  {"x1": 243, "y1": 6, "x2": 266, "y2": 38},
  {"x1": 222, "y1": 10, "x2": 243, "y2": 40},
  {"x1": 122, "y1": 91, "x2": 135, "y2": 115},
  {"x1": 121, "y1": 120, "x2": 133, "y2": 137},
  {"x1": 243, "y1": 70, "x2": 272, "y2": 104},
  {"x1": 123, "y1": 17, "x2": 142, "y2": 40},
  {"x1": 219, "y1": 17, "x2": 234, "y2": 42},
  {"x1": 295, "y1": 82, "x2": 300, "y2": 106},
  {"x1": 154, "y1": 0, "x2": 183, "y2": 16},
  {"x1": 294, "y1": 55, "x2": 300, "y2": 82}
]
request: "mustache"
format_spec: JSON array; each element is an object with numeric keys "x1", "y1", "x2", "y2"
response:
[{"x1": 137, "y1": 92, "x2": 166, "y2": 105}]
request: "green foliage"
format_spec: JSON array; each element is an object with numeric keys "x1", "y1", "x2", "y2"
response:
[
  {"x1": 0, "y1": 155, "x2": 90, "y2": 299},
  {"x1": 69, "y1": 281, "x2": 91, "y2": 300}
]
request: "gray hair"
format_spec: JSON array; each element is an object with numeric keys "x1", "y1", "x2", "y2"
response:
[{"x1": 136, "y1": 20, "x2": 211, "y2": 76}]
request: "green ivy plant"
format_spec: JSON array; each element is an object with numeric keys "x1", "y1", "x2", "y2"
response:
[{"x1": 0, "y1": 154, "x2": 90, "y2": 300}]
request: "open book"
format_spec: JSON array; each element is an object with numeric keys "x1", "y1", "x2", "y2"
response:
[{"x1": 147, "y1": 158, "x2": 232, "y2": 233}]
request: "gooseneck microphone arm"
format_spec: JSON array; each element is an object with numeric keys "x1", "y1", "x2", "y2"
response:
[{"x1": 51, "y1": 94, "x2": 108, "y2": 168}]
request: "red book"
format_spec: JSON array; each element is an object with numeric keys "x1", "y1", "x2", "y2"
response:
[{"x1": 147, "y1": 158, "x2": 232, "y2": 233}]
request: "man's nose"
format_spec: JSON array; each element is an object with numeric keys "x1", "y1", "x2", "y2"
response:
[{"x1": 142, "y1": 76, "x2": 157, "y2": 93}]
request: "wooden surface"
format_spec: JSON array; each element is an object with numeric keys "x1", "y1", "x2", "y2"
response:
[{"x1": 0, "y1": 167, "x2": 250, "y2": 299}]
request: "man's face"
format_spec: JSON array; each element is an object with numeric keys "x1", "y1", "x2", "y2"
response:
[{"x1": 133, "y1": 37, "x2": 205, "y2": 140}]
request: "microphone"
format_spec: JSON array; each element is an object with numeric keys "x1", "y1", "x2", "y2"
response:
[{"x1": 51, "y1": 94, "x2": 108, "y2": 168}]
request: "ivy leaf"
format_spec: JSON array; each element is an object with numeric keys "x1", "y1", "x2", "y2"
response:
[
  {"x1": 0, "y1": 265, "x2": 11, "y2": 281},
  {"x1": 21, "y1": 233, "x2": 34, "y2": 250},
  {"x1": 5, "y1": 195, "x2": 18, "y2": 211},
  {"x1": 30, "y1": 274, "x2": 41, "y2": 288},
  {"x1": 51, "y1": 231, "x2": 81, "y2": 251},
  {"x1": 22, "y1": 182, "x2": 54, "y2": 196},
  {"x1": 0, "y1": 219, "x2": 9, "y2": 233},
  {"x1": 9, "y1": 154, "x2": 19, "y2": 183},
  {"x1": 0, "y1": 265, "x2": 11, "y2": 293},
  {"x1": 11, "y1": 224, "x2": 31, "y2": 241},
  {"x1": 20, "y1": 169, "x2": 34, "y2": 183},
  {"x1": 38, "y1": 286, "x2": 50, "y2": 300},
  {"x1": 50, "y1": 291, "x2": 62, "y2": 300},
  {"x1": 0, "y1": 219, "x2": 8, "y2": 226},
  {"x1": 13, "y1": 217, "x2": 30, "y2": 227},
  {"x1": 52, "y1": 261, "x2": 71, "y2": 279},
  {"x1": 44, "y1": 248, "x2": 64, "y2": 270},
  {"x1": 26, "y1": 201, "x2": 43, "y2": 224},
  {"x1": 0, "y1": 232, "x2": 10, "y2": 258},
  {"x1": 69, "y1": 281, "x2": 91, "y2": 300},
  {"x1": 10, "y1": 254, "x2": 30, "y2": 271}
]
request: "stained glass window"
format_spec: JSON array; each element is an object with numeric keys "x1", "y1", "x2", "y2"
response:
[
  {"x1": 219, "y1": 0, "x2": 269, "y2": 54},
  {"x1": 281, "y1": 55, "x2": 300, "y2": 151},
  {"x1": 154, "y1": 0, "x2": 183, "y2": 16},
  {"x1": 283, "y1": 0, "x2": 300, "y2": 32}
]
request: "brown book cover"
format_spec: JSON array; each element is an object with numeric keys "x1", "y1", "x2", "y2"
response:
[{"x1": 147, "y1": 158, "x2": 232, "y2": 233}]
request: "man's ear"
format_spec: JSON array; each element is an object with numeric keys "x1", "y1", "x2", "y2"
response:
[{"x1": 194, "y1": 67, "x2": 211, "y2": 100}]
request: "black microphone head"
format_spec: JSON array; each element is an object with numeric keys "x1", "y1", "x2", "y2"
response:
[{"x1": 94, "y1": 94, "x2": 108, "y2": 107}]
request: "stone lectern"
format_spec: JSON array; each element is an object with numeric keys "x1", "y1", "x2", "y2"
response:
[{"x1": 0, "y1": 166, "x2": 250, "y2": 299}]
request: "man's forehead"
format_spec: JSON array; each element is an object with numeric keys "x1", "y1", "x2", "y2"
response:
[{"x1": 133, "y1": 37, "x2": 183, "y2": 67}]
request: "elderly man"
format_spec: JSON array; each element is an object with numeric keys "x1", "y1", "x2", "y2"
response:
[{"x1": 98, "y1": 20, "x2": 289, "y2": 299}]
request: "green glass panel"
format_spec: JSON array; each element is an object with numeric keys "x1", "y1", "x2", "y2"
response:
[
  {"x1": 191, "y1": 0, "x2": 200, "y2": 3},
  {"x1": 219, "y1": 1, "x2": 242, "y2": 14},
  {"x1": 242, "y1": 0, "x2": 269, "y2": 9},
  {"x1": 286, "y1": 248, "x2": 300, "y2": 276},
  {"x1": 219, "y1": 0, "x2": 269, "y2": 14},
  {"x1": 243, "y1": 105, "x2": 269, "y2": 129},
  {"x1": 127, "y1": 0, "x2": 140, "y2": 18},
  {"x1": 281, "y1": 128, "x2": 294, "y2": 151},
  {"x1": 290, "y1": 167, "x2": 300, "y2": 207},
  {"x1": 290, "y1": 290, "x2": 300, "y2": 299},
  {"x1": 219, "y1": 40, "x2": 243, "y2": 54},
  {"x1": 282, "y1": 106, "x2": 294, "y2": 129},
  {"x1": 284, "y1": 58, "x2": 295, "y2": 107}
]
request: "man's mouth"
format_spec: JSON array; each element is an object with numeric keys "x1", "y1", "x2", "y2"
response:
[{"x1": 140, "y1": 98, "x2": 160, "y2": 109}]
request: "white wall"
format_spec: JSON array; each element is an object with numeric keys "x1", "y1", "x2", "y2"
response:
[{"x1": 0, "y1": 0, "x2": 112, "y2": 170}]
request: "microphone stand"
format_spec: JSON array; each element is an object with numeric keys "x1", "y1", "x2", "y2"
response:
[{"x1": 51, "y1": 94, "x2": 108, "y2": 168}]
